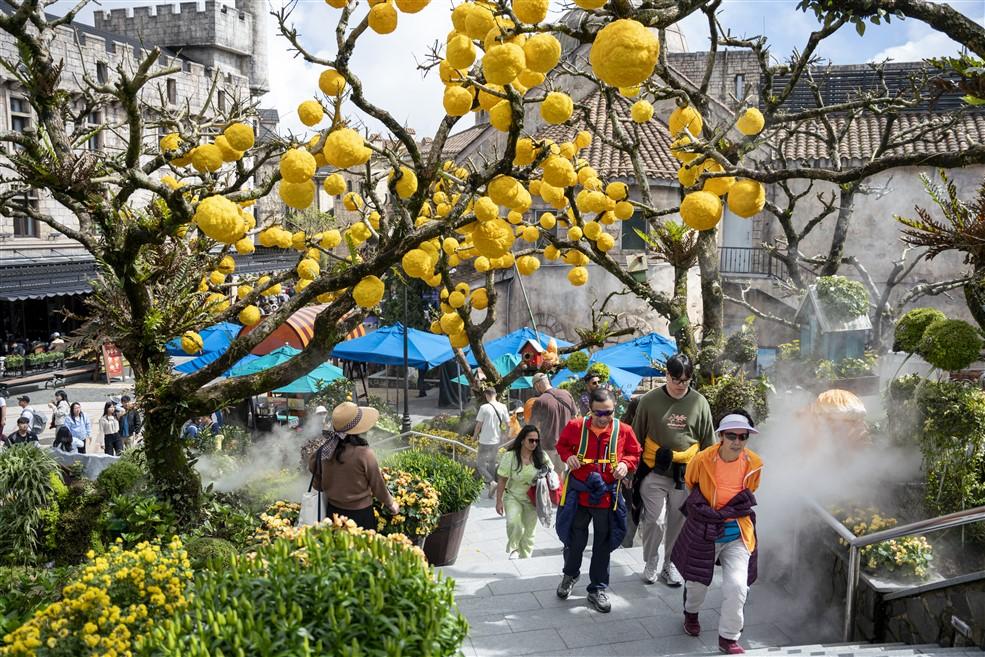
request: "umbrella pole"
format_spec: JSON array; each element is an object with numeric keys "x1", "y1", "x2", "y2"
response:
[
  {"x1": 402, "y1": 292, "x2": 411, "y2": 432},
  {"x1": 456, "y1": 360, "x2": 463, "y2": 415}
]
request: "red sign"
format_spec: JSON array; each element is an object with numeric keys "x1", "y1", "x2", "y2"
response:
[{"x1": 102, "y1": 343, "x2": 124, "y2": 383}]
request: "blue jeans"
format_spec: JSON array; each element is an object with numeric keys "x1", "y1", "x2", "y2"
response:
[{"x1": 562, "y1": 505, "x2": 611, "y2": 592}]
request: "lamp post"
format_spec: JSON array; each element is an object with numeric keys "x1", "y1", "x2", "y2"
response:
[{"x1": 401, "y1": 284, "x2": 411, "y2": 432}]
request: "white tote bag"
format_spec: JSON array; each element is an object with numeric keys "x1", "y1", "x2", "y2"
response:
[{"x1": 297, "y1": 445, "x2": 325, "y2": 527}]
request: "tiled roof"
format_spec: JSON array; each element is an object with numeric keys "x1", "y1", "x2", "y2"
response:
[
  {"x1": 442, "y1": 124, "x2": 488, "y2": 157},
  {"x1": 536, "y1": 91, "x2": 679, "y2": 180},
  {"x1": 772, "y1": 112, "x2": 985, "y2": 161}
]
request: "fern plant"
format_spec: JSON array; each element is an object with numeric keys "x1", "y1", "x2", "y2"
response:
[{"x1": 0, "y1": 445, "x2": 59, "y2": 564}]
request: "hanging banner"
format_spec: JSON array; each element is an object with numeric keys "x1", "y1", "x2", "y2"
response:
[{"x1": 102, "y1": 343, "x2": 124, "y2": 383}]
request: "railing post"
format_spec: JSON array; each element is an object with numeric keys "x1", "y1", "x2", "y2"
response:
[{"x1": 844, "y1": 545, "x2": 860, "y2": 642}]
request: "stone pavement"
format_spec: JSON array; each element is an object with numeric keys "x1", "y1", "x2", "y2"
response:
[{"x1": 439, "y1": 497, "x2": 840, "y2": 657}]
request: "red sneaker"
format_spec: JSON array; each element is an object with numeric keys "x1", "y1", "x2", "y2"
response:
[
  {"x1": 718, "y1": 636, "x2": 745, "y2": 654},
  {"x1": 683, "y1": 612, "x2": 701, "y2": 637}
]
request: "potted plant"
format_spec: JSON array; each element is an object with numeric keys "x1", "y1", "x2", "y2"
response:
[
  {"x1": 372, "y1": 467, "x2": 440, "y2": 547},
  {"x1": 383, "y1": 450, "x2": 483, "y2": 566}
]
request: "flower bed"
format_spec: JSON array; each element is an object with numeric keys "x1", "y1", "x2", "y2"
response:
[
  {"x1": 831, "y1": 506, "x2": 934, "y2": 579},
  {"x1": 372, "y1": 468, "x2": 440, "y2": 540}
]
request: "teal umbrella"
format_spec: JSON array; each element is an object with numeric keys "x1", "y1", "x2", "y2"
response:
[
  {"x1": 273, "y1": 362, "x2": 346, "y2": 394},
  {"x1": 226, "y1": 345, "x2": 301, "y2": 377},
  {"x1": 452, "y1": 353, "x2": 533, "y2": 390}
]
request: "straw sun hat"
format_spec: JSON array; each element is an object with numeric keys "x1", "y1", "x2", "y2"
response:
[{"x1": 331, "y1": 401, "x2": 380, "y2": 435}]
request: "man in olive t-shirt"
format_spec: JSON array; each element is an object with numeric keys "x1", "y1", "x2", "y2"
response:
[{"x1": 631, "y1": 353, "x2": 715, "y2": 586}]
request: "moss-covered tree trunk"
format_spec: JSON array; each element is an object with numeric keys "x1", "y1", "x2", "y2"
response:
[{"x1": 963, "y1": 269, "x2": 985, "y2": 334}]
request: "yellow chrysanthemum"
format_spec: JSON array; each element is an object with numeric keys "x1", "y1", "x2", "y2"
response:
[
  {"x1": 489, "y1": 100, "x2": 513, "y2": 132},
  {"x1": 439, "y1": 311, "x2": 465, "y2": 334},
  {"x1": 353, "y1": 275, "x2": 385, "y2": 308},
  {"x1": 589, "y1": 20, "x2": 659, "y2": 88}
]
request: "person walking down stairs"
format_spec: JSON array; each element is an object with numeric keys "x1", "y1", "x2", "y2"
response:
[
  {"x1": 495, "y1": 425, "x2": 556, "y2": 559},
  {"x1": 671, "y1": 409, "x2": 764, "y2": 655}
]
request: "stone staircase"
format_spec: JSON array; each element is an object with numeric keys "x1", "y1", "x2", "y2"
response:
[{"x1": 439, "y1": 498, "x2": 983, "y2": 657}]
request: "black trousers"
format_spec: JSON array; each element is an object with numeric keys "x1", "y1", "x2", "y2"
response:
[
  {"x1": 324, "y1": 502, "x2": 376, "y2": 531},
  {"x1": 562, "y1": 505, "x2": 611, "y2": 592},
  {"x1": 103, "y1": 433, "x2": 123, "y2": 456}
]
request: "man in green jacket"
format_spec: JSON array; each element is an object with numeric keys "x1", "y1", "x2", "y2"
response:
[{"x1": 630, "y1": 353, "x2": 715, "y2": 586}]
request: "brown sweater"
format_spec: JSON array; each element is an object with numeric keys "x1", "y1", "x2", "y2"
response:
[{"x1": 308, "y1": 443, "x2": 394, "y2": 511}]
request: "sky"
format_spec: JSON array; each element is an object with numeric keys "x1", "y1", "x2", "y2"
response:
[{"x1": 51, "y1": 0, "x2": 985, "y2": 139}]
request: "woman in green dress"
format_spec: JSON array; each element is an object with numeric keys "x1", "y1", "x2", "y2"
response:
[{"x1": 495, "y1": 424, "x2": 554, "y2": 559}]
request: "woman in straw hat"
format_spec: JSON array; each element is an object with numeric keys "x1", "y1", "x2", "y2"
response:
[{"x1": 307, "y1": 402, "x2": 399, "y2": 530}]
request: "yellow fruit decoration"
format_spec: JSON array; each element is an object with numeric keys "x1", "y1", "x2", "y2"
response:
[
  {"x1": 297, "y1": 258, "x2": 320, "y2": 281},
  {"x1": 395, "y1": 0, "x2": 429, "y2": 12},
  {"x1": 160, "y1": 132, "x2": 181, "y2": 153},
  {"x1": 191, "y1": 144, "x2": 223, "y2": 173},
  {"x1": 343, "y1": 192, "x2": 364, "y2": 211},
  {"x1": 513, "y1": 0, "x2": 548, "y2": 23},
  {"x1": 590, "y1": 20, "x2": 659, "y2": 88},
  {"x1": 596, "y1": 232, "x2": 615, "y2": 252},
  {"x1": 583, "y1": 221, "x2": 602, "y2": 241},
  {"x1": 207, "y1": 294, "x2": 228, "y2": 310},
  {"x1": 678, "y1": 162, "x2": 702, "y2": 188},
  {"x1": 261, "y1": 283, "x2": 283, "y2": 297},
  {"x1": 539, "y1": 212, "x2": 556, "y2": 229},
  {"x1": 297, "y1": 100, "x2": 324, "y2": 127},
  {"x1": 474, "y1": 196, "x2": 500, "y2": 222},
  {"x1": 239, "y1": 305, "x2": 261, "y2": 326},
  {"x1": 181, "y1": 331, "x2": 204, "y2": 355},
  {"x1": 440, "y1": 311, "x2": 465, "y2": 335},
  {"x1": 391, "y1": 166, "x2": 418, "y2": 199},
  {"x1": 402, "y1": 248, "x2": 434, "y2": 278},
  {"x1": 446, "y1": 33, "x2": 476, "y2": 69},
  {"x1": 439, "y1": 59, "x2": 467, "y2": 86},
  {"x1": 453, "y1": 2, "x2": 496, "y2": 40},
  {"x1": 701, "y1": 160, "x2": 735, "y2": 197},
  {"x1": 670, "y1": 135, "x2": 698, "y2": 163},
  {"x1": 521, "y1": 225, "x2": 540, "y2": 242},
  {"x1": 541, "y1": 91, "x2": 573, "y2": 125},
  {"x1": 296, "y1": 278, "x2": 312, "y2": 292},
  {"x1": 442, "y1": 237, "x2": 460, "y2": 255},
  {"x1": 353, "y1": 275, "x2": 385, "y2": 308},
  {"x1": 488, "y1": 176, "x2": 521, "y2": 208},
  {"x1": 472, "y1": 218, "x2": 515, "y2": 258},
  {"x1": 567, "y1": 226, "x2": 583, "y2": 241},
  {"x1": 443, "y1": 85, "x2": 474, "y2": 116},
  {"x1": 347, "y1": 221, "x2": 372, "y2": 243},
  {"x1": 326, "y1": 0, "x2": 347, "y2": 7},
  {"x1": 470, "y1": 287, "x2": 489, "y2": 309},
  {"x1": 619, "y1": 85, "x2": 640, "y2": 97},
  {"x1": 727, "y1": 178, "x2": 766, "y2": 218},
  {"x1": 516, "y1": 255, "x2": 540, "y2": 275},
  {"x1": 368, "y1": 1, "x2": 398, "y2": 33},
  {"x1": 614, "y1": 200, "x2": 634, "y2": 220},
  {"x1": 489, "y1": 100, "x2": 514, "y2": 132},
  {"x1": 323, "y1": 173, "x2": 346, "y2": 196},
  {"x1": 280, "y1": 148, "x2": 317, "y2": 184},
  {"x1": 606, "y1": 182, "x2": 628, "y2": 201},
  {"x1": 474, "y1": 255, "x2": 491, "y2": 272},
  {"x1": 575, "y1": 131, "x2": 592, "y2": 150},
  {"x1": 235, "y1": 238, "x2": 255, "y2": 254},
  {"x1": 523, "y1": 34, "x2": 561, "y2": 74},
  {"x1": 319, "y1": 69, "x2": 347, "y2": 96},
  {"x1": 448, "y1": 290, "x2": 466, "y2": 308},
  {"x1": 222, "y1": 123, "x2": 254, "y2": 153},
  {"x1": 736, "y1": 107, "x2": 765, "y2": 136},
  {"x1": 208, "y1": 270, "x2": 226, "y2": 287},
  {"x1": 631, "y1": 99, "x2": 654, "y2": 123},
  {"x1": 448, "y1": 332, "x2": 470, "y2": 349},
  {"x1": 194, "y1": 196, "x2": 246, "y2": 244},
  {"x1": 567, "y1": 266, "x2": 589, "y2": 286},
  {"x1": 477, "y1": 84, "x2": 505, "y2": 111},
  {"x1": 668, "y1": 105, "x2": 703, "y2": 137},
  {"x1": 320, "y1": 229, "x2": 342, "y2": 249},
  {"x1": 574, "y1": 0, "x2": 604, "y2": 8},
  {"x1": 214, "y1": 136, "x2": 243, "y2": 162},
  {"x1": 324, "y1": 128, "x2": 371, "y2": 169},
  {"x1": 279, "y1": 180, "x2": 316, "y2": 210},
  {"x1": 216, "y1": 255, "x2": 236, "y2": 275},
  {"x1": 541, "y1": 155, "x2": 577, "y2": 188},
  {"x1": 483, "y1": 43, "x2": 526, "y2": 85},
  {"x1": 518, "y1": 69, "x2": 545, "y2": 88},
  {"x1": 680, "y1": 190, "x2": 723, "y2": 231},
  {"x1": 544, "y1": 245, "x2": 560, "y2": 260}
]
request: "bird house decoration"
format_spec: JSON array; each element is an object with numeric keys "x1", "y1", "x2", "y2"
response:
[{"x1": 519, "y1": 339, "x2": 546, "y2": 370}]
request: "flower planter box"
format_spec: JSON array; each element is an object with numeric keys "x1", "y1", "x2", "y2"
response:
[{"x1": 422, "y1": 507, "x2": 471, "y2": 567}]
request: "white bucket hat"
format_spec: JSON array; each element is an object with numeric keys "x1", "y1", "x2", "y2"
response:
[{"x1": 716, "y1": 413, "x2": 759, "y2": 434}]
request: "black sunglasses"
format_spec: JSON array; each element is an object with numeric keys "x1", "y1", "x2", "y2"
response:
[
  {"x1": 721, "y1": 432, "x2": 749, "y2": 442},
  {"x1": 525, "y1": 437, "x2": 540, "y2": 443},
  {"x1": 592, "y1": 410, "x2": 614, "y2": 417}
]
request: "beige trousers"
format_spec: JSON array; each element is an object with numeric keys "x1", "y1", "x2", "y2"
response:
[{"x1": 638, "y1": 471, "x2": 688, "y2": 569}]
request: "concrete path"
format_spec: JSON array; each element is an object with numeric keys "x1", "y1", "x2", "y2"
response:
[{"x1": 439, "y1": 497, "x2": 840, "y2": 657}]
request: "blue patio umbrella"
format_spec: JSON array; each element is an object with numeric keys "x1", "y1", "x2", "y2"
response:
[
  {"x1": 175, "y1": 351, "x2": 260, "y2": 377},
  {"x1": 331, "y1": 323, "x2": 452, "y2": 370},
  {"x1": 591, "y1": 332, "x2": 677, "y2": 377},
  {"x1": 451, "y1": 353, "x2": 533, "y2": 390},
  {"x1": 551, "y1": 364, "x2": 644, "y2": 400},
  {"x1": 462, "y1": 327, "x2": 573, "y2": 366},
  {"x1": 226, "y1": 345, "x2": 302, "y2": 377},
  {"x1": 165, "y1": 322, "x2": 241, "y2": 356},
  {"x1": 273, "y1": 362, "x2": 346, "y2": 394}
]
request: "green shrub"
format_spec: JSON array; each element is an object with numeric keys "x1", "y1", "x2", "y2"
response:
[
  {"x1": 893, "y1": 307, "x2": 947, "y2": 353},
  {"x1": 776, "y1": 339, "x2": 801, "y2": 361},
  {"x1": 565, "y1": 351, "x2": 590, "y2": 372},
  {"x1": 835, "y1": 353, "x2": 877, "y2": 378},
  {"x1": 700, "y1": 374, "x2": 770, "y2": 424},
  {"x1": 99, "y1": 494, "x2": 177, "y2": 547},
  {"x1": 0, "y1": 565, "x2": 79, "y2": 637},
  {"x1": 384, "y1": 449, "x2": 484, "y2": 515},
  {"x1": 888, "y1": 374, "x2": 922, "y2": 401},
  {"x1": 919, "y1": 318, "x2": 983, "y2": 371},
  {"x1": 3, "y1": 354, "x2": 24, "y2": 370},
  {"x1": 216, "y1": 424, "x2": 252, "y2": 456},
  {"x1": 723, "y1": 321, "x2": 758, "y2": 365},
  {"x1": 193, "y1": 493, "x2": 261, "y2": 548},
  {"x1": 95, "y1": 460, "x2": 145, "y2": 499},
  {"x1": 815, "y1": 275, "x2": 869, "y2": 323},
  {"x1": 0, "y1": 445, "x2": 59, "y2": 564},
  {"x1": 183, "y1": 536, "x2": 238, "y2": 570},
  {"x1": 145, "y1": 523, "x2": 467, "y2": 657}
]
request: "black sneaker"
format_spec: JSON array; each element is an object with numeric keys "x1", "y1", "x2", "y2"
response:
[
  {"x1": 587, "y1": 589, "x2": 611, "y2": 613},
  {"x1": 556, "y1": 574, "x2": 578, "y2": 599}
]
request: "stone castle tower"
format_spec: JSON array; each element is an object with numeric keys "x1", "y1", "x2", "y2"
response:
[{"x1": 94, "y1": 0, "x2": 269, "y2": 95}]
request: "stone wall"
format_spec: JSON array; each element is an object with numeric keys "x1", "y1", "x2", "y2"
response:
[{"x1": 95, "y1": 2, "x2": 254, "y2": 58}]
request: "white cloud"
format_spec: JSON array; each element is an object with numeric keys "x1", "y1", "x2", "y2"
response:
[{"x1": 868, "y1": 25, "x2": 967, "y2": 62}]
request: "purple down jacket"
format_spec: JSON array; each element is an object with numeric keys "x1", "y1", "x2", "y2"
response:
[{"x1": 670, "y1": 487, "x2": 758, "y2": 586}]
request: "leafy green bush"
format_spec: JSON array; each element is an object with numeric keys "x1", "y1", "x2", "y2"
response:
[
  {"x1": 0, "y1": 446, "x2": 59, "y2": 564},
  {"x1": 565, "y1": 351, "x2": 590, "y2": 372},
  {"x1": 99, "y1": 494, "x2": 177, "y2": 547},
  {"x1": 700, "y1": 374, "x2": 771, "y2": 424},
  {"x1": 95, "y1": 460, "x2": 145, "y2": 499},
  {"x1": 183, "y1": 536, "x2": 238, "y2": 570},
  {"x1": 145, "y1": 522, "x2": 467, "y2": 657},
  {"x1": 815, "y1": 275, "x2": 869, "y2": 322},
  {"x1": 888, "y1": 373, "x2": 922, "y2": 401},
  {"x1": 776, "y1": 339, "x2": 801, "y2": 361},
  {"x1": 919, "y1": 318, "x2": 983, "y2": 371},
  {"x1": 723, "y1": 320, "x2": 758, "y2": 365},
  {"x1": 192, "y1": 493, "x2": 261, "y2": 549},
  {"x1": 893, "y1": 307, "x2": 947, "y2": 354},
  {"x1": 835, "y1": 353, "x2": 877, "y2": 378},
  {"x1": 3, "y1": 355, "x2": 24, "y2": 371},
  {"x1": 0, "y1": 566, "x2": 78, "y2": 637},
  {"x1": 216, "y1": 424, "x2": 252, "y2": 456},
  {"x1": 384, "y1": 449, "x2": 483, "y2": 515}
]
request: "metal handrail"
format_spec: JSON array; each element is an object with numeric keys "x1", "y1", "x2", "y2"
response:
[
  {"x1": 372, "y1": 430, "x2": 478, "y2": 464},
  {"x1": 808, "y1": 499, "x2": 985, "y2": 642}
]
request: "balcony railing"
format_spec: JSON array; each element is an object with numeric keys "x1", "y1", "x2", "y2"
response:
[{"x1": 719, "y1": 246, "x2": 783, "y2": 278}]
